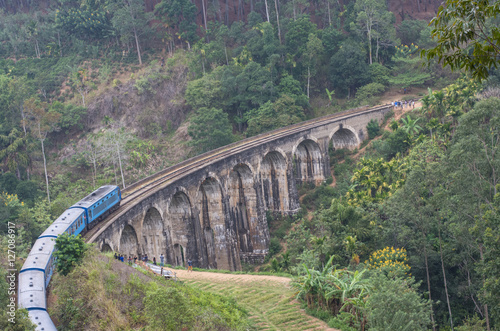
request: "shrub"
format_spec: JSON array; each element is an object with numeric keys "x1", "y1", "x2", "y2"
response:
[
  {"x1": 356, "y1": 82, "x2": 386, "y2": 100},
  {"x1": 367, "y1": 119, "x2": 380, "y2": 139},
  {"x1": 365, "y1": 274, "x2": 431, "y2": 331},
  {"x1": 144, "y1": 283, "x2": 194, "y2": 330},
  {"x1": 268, "y1": 238, "x2": 282, "y2": 257},
  {"x1": 54, "y1": 233, "x2": 88, "y2": 276}
]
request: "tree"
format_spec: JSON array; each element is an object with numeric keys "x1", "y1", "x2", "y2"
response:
[
  {"x1": 246, "y1": 95, "x2": 305, "y2": 136},
  {"x1": 421, "y1": 0, "x2": 500, "y2": 80},
  {"x1": 23, "y1": 98, "x2": 60, "y2": 204},
  {"x1": 401, "y1": 115, "x2": 423, "y2": 136},
  {"x1": 68, "y1": 67, "x2": 90, "y2": 107},
  {"x1": 111, "y1": 0, "x2": 154, "y2": 65},
  {"x1": 330, "y1": 40, "x2": 371, "y2": 98},
  {"x1": 366, "y1": 274, "x2": 432, "y2": 330},
  {"x1": 352, "y1": 0, "x2": 386, "y2": 65},
  {"x1": 155, "y1": 0, "x2": 199, "y2": 48},
  {"x1": 54, "y1": 233, "x2": 87, "y2": 276},
  {"x1": 188, "y1": 107, "x2": 234, "y2": 154},
  {"x1": 0, "y1": 128, "x2": 30, "y2": 179},
  {"x1": 304, "y1": 33, "x2": 324, "y2": 98},
  {"x1": 447, "y1": 97, "x2": 500, "y2": 328},
  {"x1": 101, "y1": 127, "x2": 131, "y2": 189}
]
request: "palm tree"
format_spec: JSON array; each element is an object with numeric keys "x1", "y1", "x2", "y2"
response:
[{"x1": 401, "y1": 115, "x2": 422, "y2": 136}]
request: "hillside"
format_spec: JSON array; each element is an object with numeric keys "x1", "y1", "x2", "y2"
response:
[
  {"x1": 2, "y1": 0, "x2": 500, "y2": 330},
  {"x1": 47, "y1": 249, "x2": 252, "y2": 330}
]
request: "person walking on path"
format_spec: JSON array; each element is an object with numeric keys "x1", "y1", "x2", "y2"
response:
[
  {"x1": 160, "y1": 254, "x2": 164, "y2": 266},
  {"x1": 187, "y1": 259, "x2": 193, "y2": 272}
]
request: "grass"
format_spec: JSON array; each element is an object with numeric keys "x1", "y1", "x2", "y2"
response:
[
  {"x1": 185, "y1": 266, "x2": 293, "y2": 278},
  {"x1": 184, "y1": 275, "x2": 325, "y2": 330}
]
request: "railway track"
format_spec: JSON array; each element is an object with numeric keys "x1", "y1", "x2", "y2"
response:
[{"x1": 85, "y1": 104, "x2": 392, "y2": 243}]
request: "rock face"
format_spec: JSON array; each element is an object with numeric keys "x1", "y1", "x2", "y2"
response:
[
  {"x1": 85, "y1": 65, "x2": 189, "y2": 138},
  {"x1": 92, "y1": 105, "x2": 392, "y2": 271}
]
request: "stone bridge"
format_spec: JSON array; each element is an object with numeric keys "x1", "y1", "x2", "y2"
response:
[{"x1": 90, "y1": 105, "x2": 392, "y2": 270}]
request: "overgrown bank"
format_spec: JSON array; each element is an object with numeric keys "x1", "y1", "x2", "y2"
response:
[{"x1": 48, "y1": 248, "x2": 251, "y2": 330}]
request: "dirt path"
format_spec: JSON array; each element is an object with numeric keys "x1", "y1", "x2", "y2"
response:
[
  {"x1": 348, "y1": 96, "x2": 422, "y2": 160},
  {"x1": 174, "y1": 269, "x2": 339, "y2": 331}
]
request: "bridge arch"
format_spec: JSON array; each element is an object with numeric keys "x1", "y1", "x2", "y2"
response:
[
  {"x1": 330, "y1": 124, "x2": 360, "y2": 150},
  {"x1": 141, "y1": 207, "x2": 166, "y2": 263},
  {"x1": 168, "y1": 190, "x2": 196, "y2": 267},
  {"x1": 99, "y1": 239, "x2": 115, "y2": 252},
  {"x1": 259, "y1": 150, "x2": 289, "y2": 212},
  {"x1": 198, "y1": 177, "x2": 226, "y2": 269},
  {"x1": 292, "y1": 138, "x2": 324, "y2": 185},
  {"x1": 101, "y1": 244, "x2": 112, "y2": 252},
  {"x1": 228, "y1": 163, "x2": 258, "y2": 253},
  {"x1": 119, "y1": 224, "x2": 139, "y2": 258}
]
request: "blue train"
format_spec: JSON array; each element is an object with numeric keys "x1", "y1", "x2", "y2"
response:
[{"x1": 18, "y1": 185, "x2": 121, "y2": 331}]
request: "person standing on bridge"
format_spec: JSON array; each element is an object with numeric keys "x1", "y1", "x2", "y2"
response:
[{"x1": 160, "y1": 254, "x2": 164, "y2": 267}]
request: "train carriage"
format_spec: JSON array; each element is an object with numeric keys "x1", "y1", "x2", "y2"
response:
[
  {"x1": 70, "y1": 185, "x2": 121, "y2": 229},
  {"x1": 19, "y1": 185, "x2": 122, "y2": 331},
  {"x1": 38, "y1": 208, "x2": 86, "y2": 239},
  {"x1": 28, "y1": 310, "x2": 57, "y2": 331},
  {"x1": 18, "y1": 270, "x2": 47, "y2": 311},
  {"x1": 20, "y1": 237, "x2": 57, "y2": 288}
]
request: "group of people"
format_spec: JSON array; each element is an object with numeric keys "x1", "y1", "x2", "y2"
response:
[
  {"x1": 394, "y1": 100, "x2": 416, "y2": 109},
  {"x1": 114, "y1": 252, "x2": 193, "y2": 271},
  {"x1": 114, "y1": 253, "x2": 138, "y2": 264}
]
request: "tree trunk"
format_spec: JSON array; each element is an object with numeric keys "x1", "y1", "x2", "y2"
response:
[
  {"x1": 133, "y1": 26, "x2": 142, "y2": 65},
  {"x1": 116, "y1": 142, "x2": 126, "y2": 189},
  {"x1": 79, "y1": 88, "x2": 86, "y2": 107},
  {"x1": 202, "y1": 0, "x2": 208, "y2": 39},
  {"x1": 423, "y1": 242, "x2": 436, "y2": 331},
  {"x1": 35, "y1": 39, "x2": 40, "y2": 58},
  {"x1": 307, "y1": 66, "x2": 310, "y2": 99},
  {"x1": 327, "y1": 0, "x2": 331, "y2": 26},
  {"x1": 57, "y1": 32, "x2": 62, "y2": 57},
  {"x1": 479, "y1": 244, "x2": 491, "y2": 330},
  {"x1": 20, "y1": 103, "x2": 27, "y2": 136},
  {"x1": 92, "y1": 155, "x2": 97, "y2": 189},
  {"x1": 439, "y1": 231, "x2": 454, "y2": 330},
  {"x1": 40, "y1": 137, "x2": 50, "y2": 203},
  {"x1": 274, "y1": 0, "x2": 281, "y2": 44},
  {"x1": 264, "y1": 0, "x2": 270, "y2": 22},
  {"x1": 225, "y1": 0, "x2": 229, "y2": 25},
  {"x1": 367, "y1": 29, "x2": 372, "y2": 65}
]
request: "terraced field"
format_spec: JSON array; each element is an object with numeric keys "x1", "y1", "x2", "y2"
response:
[{"x1": 174, "y1": 269, "x2": 338, "y2": 331}]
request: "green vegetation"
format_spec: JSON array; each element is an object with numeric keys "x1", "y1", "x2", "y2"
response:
[
  {"x1": 275, "y1": 79, "x2": 500, "y2": 330},
  {"x1": 50, "y1": 249, "x2": 250, "y2": 330},
  {"x1": 0, "y1": 268, "x2": 35, "y2": 331},
  {"x1": 0, "y1": 1, "x2": 499, "y2": 330},
  {"x1": 186, "y1": 273, "x2": 326, "y2": 330},
  {"x1": 421, "y1": 0, "x2": 500, "y2": 80},
  {"x1": 54, "y1": 233, "x2": 88, "y2": 276}
]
